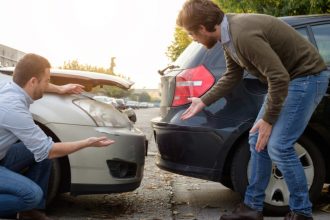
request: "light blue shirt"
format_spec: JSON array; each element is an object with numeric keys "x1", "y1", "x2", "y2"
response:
[
  {"x1": 221, "y1": 15, "x2": 241, "y2": 65},
  {"x1": 0, "y1": 81, "x2": 53, "y2": 162}
]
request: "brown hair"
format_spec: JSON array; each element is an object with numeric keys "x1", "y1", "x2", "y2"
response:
[
  {"x1": 177, "y1": 0, "x2": 224, "y2": 32},
  {"x1": 13, "y1": 53, "x2": 51, "y2": 87}
]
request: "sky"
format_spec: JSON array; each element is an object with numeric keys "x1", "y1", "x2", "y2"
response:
[{"x1": 0, "y1": 0, "x2": 186, "y2": 89}]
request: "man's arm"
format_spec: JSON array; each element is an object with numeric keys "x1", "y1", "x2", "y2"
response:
[
  {"x1": 201, "y1": 49, "x2": 244, "y2": 106},
  {"x1": 46, "y1": 83, "x2": 85, "y2": 94},
  {"x1": 48, "y1": 137, "x2": 115, "y2": 159},
  {"x1": 3, "y1": 103, "x2": 114, "y2": 161},
  {"x1": 181, "y1": 50, "x2": 244, "y2": 120}
]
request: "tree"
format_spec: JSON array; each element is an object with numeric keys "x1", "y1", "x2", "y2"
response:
[
  {"x1": 166, "y1": 27, "x2": 192, "y2": 62},
  {"x1": 138, "y1": 92, "x2": 152, "y2": 102},
  {"x1": 215, "y1": 0, "x2": 330, "y2": 16},
  {"x1": 128, "y1": 92, "x2": 151, "y2": 102},
  {"x1": 92, "y1": 85, "x2": 133, "y2": 98},
  {"x1": 166, "y1": 0, "x2": 330, "y2": 61},
  {"x1": 215, "y1": 0, "x2": 251, "y2": 13},
  {"x1": 62, "y1": 59, "x2": 114, "y2": 75}
]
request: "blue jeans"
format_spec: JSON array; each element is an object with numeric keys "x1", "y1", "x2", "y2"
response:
[
  {"x1": 244, "y1": 71, "x2": 329, "y2": 217},
  {"x1": 0, "y1": 142, "x2": 52, "y2": 218}
]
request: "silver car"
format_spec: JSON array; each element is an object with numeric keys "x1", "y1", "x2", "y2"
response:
[{"x1": 0, "y1": 67, "x2": 146, "y2": 203}]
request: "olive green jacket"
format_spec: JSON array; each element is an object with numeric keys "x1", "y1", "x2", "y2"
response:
[{"x1": 201, "y1": 13, "x2": 326, "y2": 124}]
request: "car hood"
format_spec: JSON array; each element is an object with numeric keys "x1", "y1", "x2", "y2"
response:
[{"x1": 0, "y1": 67, "x2": 134, "y2": 91}]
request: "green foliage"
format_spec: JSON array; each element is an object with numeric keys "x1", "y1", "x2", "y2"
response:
[
  {"x1": 61, "y1": 59, "x2": 115, "y2": 75},
  {"x1": 150, "y1": 96, "x2": 161, "y2": 102},
  {"x1": 215, "y1": 0, "x2": 330, "y2": 16},
  {"x1": 138, "y1": 92, "x2": 152, "y2": 102},
  {"x1": 166, "y1": 0, "x2": 330, "y2": 61},
  {"x1": 128, "y1": 91, "x2": 151, "y2": 102},
  {"x1": 91, "y1": 85, "x2": 133, "y2": 98},
  {"x1": 215, "y1": 0, "x2": 251, "y2": 13},
  {"x1": 166, "y1": 27, "x2": 192, "y2": 62}
]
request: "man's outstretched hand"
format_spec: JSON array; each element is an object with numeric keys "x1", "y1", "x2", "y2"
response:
[
  {"x1": 58, "y1": 84, "x2": 85, "y2": 94},
  {"x1": 46, "y1": 83, "x2": 85, "y2": 94},
  {"x1": 180, "y1": 97, "x2": 206, "y2": 120},
  {"x1": 86, "y1": 136, "x2": 115, "y2": 147}
]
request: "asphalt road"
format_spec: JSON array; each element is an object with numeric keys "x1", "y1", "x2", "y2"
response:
[{"x1": 42, "y1": 108, "x2": 330, "y2": 219}]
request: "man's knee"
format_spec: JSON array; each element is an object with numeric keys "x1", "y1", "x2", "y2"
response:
[
  {"x1": 267, "y1": 140, "x2": 296, "y2": 163},
  {"x1": 248, "y1": 132, "x2": 258, "y2": 152},
  {"x1": 22, "y1": 184, "x2": 43, "y2": 210}
]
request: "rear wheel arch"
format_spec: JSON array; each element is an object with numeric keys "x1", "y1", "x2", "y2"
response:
[
  {"x1": 221, "y1": 131, "x2": 250, "y2": 189},
  {"x1": 303, "y1": 125, "x2": 330, "y2": 183}
]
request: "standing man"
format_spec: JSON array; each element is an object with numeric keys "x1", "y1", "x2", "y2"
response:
[
  {"x1": 177, "y1": 0, "x2": 328, "y2": 219},
  {"x1": 0, "y1": 53, "x2": 115, "y2": 220}
]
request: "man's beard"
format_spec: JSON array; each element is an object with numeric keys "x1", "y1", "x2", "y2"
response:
[
  {"x1": 204, "y1": 37, "x2": 218, "y2": 49},
  {"x1": 33, "y1": 90, "x2": 43, "y2": 100}
]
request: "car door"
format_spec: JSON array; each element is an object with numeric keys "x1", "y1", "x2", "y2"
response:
[
  {"x1": 305, "y1": 21, "x2": 330, "y2": 133},
  {"x1": 310, "y1": 22, "x2": 330, "y2": 69}
]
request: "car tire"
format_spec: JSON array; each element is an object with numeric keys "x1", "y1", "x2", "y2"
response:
[
  {"x1": 230, "y1": 135, "x2": 325, "y2": 215},
  {"x1": 47, "y1": 158, "x2": 61, "y2": 205}
]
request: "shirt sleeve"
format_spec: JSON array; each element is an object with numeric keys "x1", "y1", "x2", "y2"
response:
[
  {"x1": 201, "y1": 48, "x2": 244, "y2": 106},
  {"x1": 2, "y1": 108, "x2": 54, "y2": 162},
  {"x1": 237, "y1": 33, "x2": 290, "y2": 124}
]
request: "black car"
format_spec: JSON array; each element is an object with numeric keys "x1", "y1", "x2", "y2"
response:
[{"x1": 152, "y1": 15, "x2": 330, "y2": 214}]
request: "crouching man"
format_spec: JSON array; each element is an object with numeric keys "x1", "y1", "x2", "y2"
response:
[{"x1": 0, "y1": 53, "x2": 115, "y2": 220}]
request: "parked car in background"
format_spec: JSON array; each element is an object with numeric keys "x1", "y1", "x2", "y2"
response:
[
  {"x1": 147, "y1": 103, "x2": 155, "y2": 108},
  {"x1": 126, "y1": 100, "x2": 139, "y2": 109},
  {"x1": 93, "y1": 95, "x2": 117, "y2": 106},
  {"x1": 139, "y1": 102, "x2": 149, "y2": 108},
  {"x1": 152, "y1": 15, "x2": 330, "y2": 214},
  {"x1": 0, "y1": 67, "x2": 147, "y2": 204}
]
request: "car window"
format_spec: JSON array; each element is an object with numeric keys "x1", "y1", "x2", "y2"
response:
[
  {"x1": 174, "y1": 42, "x2": 207, "y2": 69},
  {"x1": 311, "y1": 24, "x2": 330, "y2": 65},
  {"x1": 174, "y1": 41, "x2": 226, "y2": 69},
  {"x1": 296, "y1": 27, "x2": 309, "y2": 40}
]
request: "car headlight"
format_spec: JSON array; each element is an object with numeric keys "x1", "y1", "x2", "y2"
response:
[{"x1": 73, "y1": 98, "x2": 132, "y2": 128}]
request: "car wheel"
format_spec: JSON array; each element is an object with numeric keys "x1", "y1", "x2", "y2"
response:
[
  {"x1": 46, "y1": 158, "x2": 61, "y2": 205},
  {"x1": 230, "y1": 135, "x2": 325, "y2": 215}
]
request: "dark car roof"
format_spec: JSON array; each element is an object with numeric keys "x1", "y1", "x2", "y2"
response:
[{"x1": 281, "y1": 14, "x2": 330, "y2": 26}]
